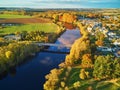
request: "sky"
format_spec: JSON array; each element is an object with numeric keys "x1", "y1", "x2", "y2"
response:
[{"x1": 0, "y1": 0, "x2": 120, "y2": 8}]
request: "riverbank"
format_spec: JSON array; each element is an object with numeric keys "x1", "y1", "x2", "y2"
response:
[
  {"x1": 0, "y1": 21, "x2": 66, "y2": 75},
  {"x1": 44, "y1": 20, "x2": 120, "y2": 90},
  {"x1": 0, "y1": 26, "x2": 80, "y2": 90}
]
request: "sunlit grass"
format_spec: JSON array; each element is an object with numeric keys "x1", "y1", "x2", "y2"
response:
[
  {"x1": 0, "y1": 23, "x2": 58, "y2": 34},
  {"x1": 59, "y1": 67, "x2": 120, "y2": 90}
]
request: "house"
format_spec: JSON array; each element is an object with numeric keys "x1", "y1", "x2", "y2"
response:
[
  {"x1": 104, "y1": 16, "x2": 110, "y2": 19},
  {"x1": 113, "y1": 40, "x2": 120, "y2": 46},
  {"x1": 103, "y1": 29, "x2": 109, "y2": 37},
  {"x1": 4, "y1": 34, "x2": 21, "y2": 41},
  {"x1": 97, "y1": 46, "x2": 112, "y2": 52},
  {"x1": 107, "y1": 32, "x2": 116, "y2": 36},
  {"x1": 114, "y1": 50, "x2": 120, "y2": 57},
  {"x1": 87, "y1": 26, "x2": 92, "y2": 32}
]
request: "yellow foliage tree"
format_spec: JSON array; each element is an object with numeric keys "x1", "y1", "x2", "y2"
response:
[
  {"x1": 65, "y1": 36, "x2": 91, "y2": 65},
  {"x1": 81, "y1": 54, "x2": 93, "y2": 68},
  {"x1": 61, "y1": 13, "x2": 76, "y2": 23},
  {"x1": 5, "y1": 51, "x2": 13, "y2": 59},
  {"x1": 61, "y1": 81, "x2": 65, "y2": 88},
  {"x1": 73, "y1": 81, "x2": 81, "y2": 89},
  {"x1": 79, "y1": 69, "x2": 87, "y2": 80}
]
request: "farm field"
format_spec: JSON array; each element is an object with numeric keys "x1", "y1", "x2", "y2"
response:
[
  {"x1": 0, "y1": 18, "x2": 51, "y2": 24},
  {"x1": 0, "y1": 14, "x2": 31, "y2": 19},
  {"x1": 0, "y1": 23, "x2": 58, "y2": 34},
  {"x1": 0, "y1": 14, "x2": 55, "y2": 34}
]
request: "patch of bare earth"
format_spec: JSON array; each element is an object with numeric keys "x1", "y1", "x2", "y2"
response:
[{"x1": 0, "y1": 18, "x2": 52, "y2": 24}]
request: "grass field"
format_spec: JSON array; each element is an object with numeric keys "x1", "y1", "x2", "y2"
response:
[
  {"x1": 0, "y1": 14, "x2": 31, "y2": 19},
  {"x1": 59, "y1": 67, "x2": 120, "y2": 90},
  {"x1": 0, "y1": 23, "x2": 58, "y2": 34}
]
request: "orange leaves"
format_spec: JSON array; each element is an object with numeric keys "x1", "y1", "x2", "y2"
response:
[
  {"x1": 81, "y1": 54, "x2": 93, "y2": 68},
  {"x1": 95, "y1": 40, "x2": 104, "y2": 46},
  {"x1": 60, "y1": 13, "x2": 76, "y2": 23},
  {"x1": 82, "y1": 54, "x2": 91, "y2": 61}
]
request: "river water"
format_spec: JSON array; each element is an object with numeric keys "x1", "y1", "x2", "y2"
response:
[{"x1": 0, "y1": 29, "x2": 80, "y2": 90}]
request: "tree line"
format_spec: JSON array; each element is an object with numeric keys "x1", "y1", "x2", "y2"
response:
[
  {"x1": 44, "y1": 21, "x2": 120, "y2": 90},
  {"x1": 0, "y1": 42, "x2": 39, "y2": 74}
]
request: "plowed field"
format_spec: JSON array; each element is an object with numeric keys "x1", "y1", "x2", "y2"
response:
[{"x1": 0, "y1": 18, "x2": 51, "y2": 24}]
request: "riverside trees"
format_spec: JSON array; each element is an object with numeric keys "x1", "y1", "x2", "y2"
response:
[
  {"x1": 65, "y1": 22, "x2": 93, "y2": 68},
  {"x1": 44, "y1": 19, "x2": 120, "y2": 89},
  {"x1": 0, "y1": 42, "x2": 38, "y2": 74},
  {"x1": 59, "y1": 13, "x2": 76, "y2": 23}
]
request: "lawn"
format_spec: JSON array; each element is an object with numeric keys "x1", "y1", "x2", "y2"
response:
[
  {"x1": 59, "y1": 67, "x2": 120, "y2": 90},
  {"x1": 0, "y1": 23, "x2": 58, "y2": 34},
  {"x1": 0, "y1": 14, "x2": 31, "y2": 19}
]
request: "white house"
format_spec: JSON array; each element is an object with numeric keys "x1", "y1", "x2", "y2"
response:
[
  {"x1": 107, "y1": 32, "x2": 116, "y2": 36},
  {"x1": 87, "y1": 26, "x2": 92, "y2": 32},
  {"x1": 113, "y1": 40, "x2": 120, "y2": 46},
  {"x1": 104, "y1": 16, "x2": 110, "y2": 19},
  {"x1": 97, "y1": 46, "x2": 112, "y2": 52},
  {"x1": 4, "y1": 35, "x2": 21, "y2": 41}
]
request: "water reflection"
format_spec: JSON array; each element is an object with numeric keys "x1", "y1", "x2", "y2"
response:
[
  {"x1": 39, "y1": 56, "x2": 53, "y2": 65},
  {"x1": 0, "y1": 68, "x2": 17, "y2": 80},
  {"x1": 49, "y1": 29, "x2": 80, "y2": 52},
  {"x1": 0, "y1": 72, "x2": 8, "y2": 80},
  {"x1": 9, "y1": 68, "x2": 17, "y2": 77},
  {"x1": 57, "y1": 29, "x2": 80, "y2": 44}
]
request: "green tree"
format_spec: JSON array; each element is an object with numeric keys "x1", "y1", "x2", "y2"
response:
[
  {"x1": 93, "y1": 55, "x2": 119, "y2": 80},
  {"x1": 112, "y1": 58, "x2": 120, "y2": 78}
]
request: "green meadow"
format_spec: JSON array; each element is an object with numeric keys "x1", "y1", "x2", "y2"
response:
[
  {"x1": 59, "y1": 68, "x2": 120, "y2": 90},
  {"x1": 0, "y1": 23, "x2": 58, "y2": 34}
]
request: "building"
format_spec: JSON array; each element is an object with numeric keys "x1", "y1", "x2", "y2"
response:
[
  {"x1": 4, "y1": 34, "x2": 21, "y2": 41},
  {"x1": 97, "y1": 46, "x2": 112, "y2": 52}
]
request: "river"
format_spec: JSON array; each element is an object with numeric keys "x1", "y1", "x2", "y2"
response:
[{"x1": 0, "y1": 28, "x2": 80, "y2": 90}]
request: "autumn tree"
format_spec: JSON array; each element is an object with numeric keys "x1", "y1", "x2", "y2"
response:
[
  {"x1": 52, "y1": 14, "x2": 59, "y2": 22},
  {"x1": 95, "y1": 40, "x2": 104, "y2": 46},
  {"x1": 5, "y1": 51, "x2": 14, "y2": 59},
  {"x1": 95, "y1": 32, "x2": 105, "y2": 46},
  {"x1": 81, "y1": 54, "x2": 93, "y2": 68},
  {"x1": 60, "y1": 13, "x2": 76, "y2": 23},
  {"x1": 0, "y1": 42, "x2": 38, "y2": 74},
  {"x1": 44, "y1": 68, "x2": 62, "y2": 90},
  {"x1": 79, "y1": 69, "x2": 87, "y2": 80},
  {"x1": 61, "y1": 81, "x2": 65, "y2": 88},
  {"x1": 73, "y1": 81, "x2": 81, "y2": 89},
  {"x1": 65, "y1": 36, "x2": 91, "y2": 65}
]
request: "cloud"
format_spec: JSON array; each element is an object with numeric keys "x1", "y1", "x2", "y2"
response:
[
  {"x1": 87, "y1": 0, "x2": 117, "y2": 3},
  {"x1": 0, "y1": 0, "x2": 120, "y2": 8}
]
